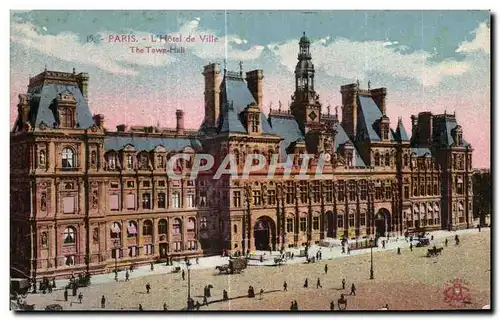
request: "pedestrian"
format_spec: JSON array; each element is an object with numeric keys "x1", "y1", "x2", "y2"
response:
[
  {"x1": 139, "y1": 304, "x2": 143, "y2": 311},
  {"x1": 196, "y1": 257, "x2": 199, "y2": 265},
  {"x1": 330, "y1": 301, "x2": 335, "y2": 310},
  {"x1": 283, "y1": 281, "x2": 288, "y2": 291},
  {"x1": 445, "y1": 239, "x2": 448, "y2": 247},
  {"x1": 342, "y1": 246, "x2": 345, "y2": 254},
  {"x1": 342, "y1": 278, "x2": 346, "y2": 290},
  {"x1": 150, "y1": 262, "x2": 154, "y2": 271},
  {"x1": 78, "y1": 292, "x2": 83, "y2": 303},
  {"x1": 101, "y1": 295, "x2": 106, "y2": 308},
  {"x1": 382, "y1": 240, "x2": 386, "y2": 249},
  {"x1": 290, "y1": 301, "x2": 295, "y2": 311},
  {"x1": 48, "y1": 284, "x2": 52, "y2": 293},
  {"x1": 125, "y1": 270, "x2": 129, "y2": 281},
  {"x1": 291, "y1": 253, "x2": 294, "y2": 259},
  {"x1": 203, "y1": 294, "x2": 208, "y2": 306},
  {"x1": 52, "y1": 278, "x2": 56, "y2": 289},
  {"x1": 64, "y1": 288, "x2": 68, "y2": 301},
  {"x1": 397, "y1": 247, "x2": 401, "y2": 255},
  {"x1": 182, "y1": 270, "x2": 185, "y2": 281},
  {"x1": 347, "y1": 247, "x2": 351, "y2": 254},
  {"x1": 410, "y1": 243, "x2": 413, "y2": 251},
  {"x1": 146, "y1": 282, "x2": 151, "y2": 293},
  {"x1": 260, "y1": 255, "x2": 263, "y2": 263},
  {"x1": 385, "y1": 303, "x2": 389, "y2": 310},
  {"x1": 316, "y1": 278, "x2": 322, "y2": 289},
  {"x1": 431, "y1": 235, "x2": 434, "y2": 241},
  {"x1": 259, "y1": 289, "x2": 264, "y2": 299},
  {"x1": 223, "y1": 289, "x2": 228, "y2": 301},
  {"x1": 114, "y1": 270, "x2": 118, "y2": 282},
  {"x1": 324, "y1": 264, "x2": 328, "y2": 274},
  {"x1": 294, "y1": 300, "x2": 299, "y2": 310},
  {"x1": 163, "y1": 303, "x2": 168, "y2": 310},
  {"x1": 303, "y1": 278, "x2": 308, "y2": 288},
  {"x1": 350, "y1": 283, "x2": 356, "y2": 296}
]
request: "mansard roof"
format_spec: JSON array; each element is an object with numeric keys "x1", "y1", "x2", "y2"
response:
[
  {"x1": 27, "y1": 83, "x2": 94, "y2": 129},
  {"x1": 336, "y1": 123, "x2": 366, "y2": 167},
  {"x1": 356, "y1": 95, "x2": 395, "y2": 142},
  {"x1": 217, "y1": 71, "x2": 275, "y2": 135},
  {"x1": 432, "y1": 115, "x2": 471, "y2": 148},
  {"x1": 104, "y1": 136, "x2": 202, "y2": 152},
  {"x1": 268, "y1": 114, "x2": 304, "y2": 158}
]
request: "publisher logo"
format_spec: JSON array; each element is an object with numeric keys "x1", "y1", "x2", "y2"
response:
[{"x1": 443, "y1": 279, "x2": 472, "y2": 306}]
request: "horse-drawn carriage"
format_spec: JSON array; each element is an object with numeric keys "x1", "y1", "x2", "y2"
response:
[
  {"x1": 427, "y1": 246, "x2": 444, "y2": 257},
  {"x1": 66, "y1": 273, "x2": 91, "y2": 289},
  {"x1": 274, "y1": 256, "x2": 287, "y2": 266},
  {"x1": 215, "y1": 257, "x2": 248, "y2": 274}
]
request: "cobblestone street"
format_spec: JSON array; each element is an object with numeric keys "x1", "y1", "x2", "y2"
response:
[{"x1": 24, "y1": 230, "x2": 490, "y2": 311}]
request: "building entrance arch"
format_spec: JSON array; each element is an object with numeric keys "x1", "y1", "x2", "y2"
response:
[
  {"x1": 254, "y1": 216, "x2": 276, "y2": 251},
  {"x1": 375, "y1": 208, "x2": 391, "y2": 238}
]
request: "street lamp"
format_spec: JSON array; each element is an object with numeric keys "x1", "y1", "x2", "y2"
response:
[
  {"x1": 370, "y1": 238, "x2": 374, "y2": 280},
  {"x1": 186, "y1": 259, "x2": 192, "y2": 309},
  {"x1": 113, "y1": 240, "x2": 119, "y2": 281}
]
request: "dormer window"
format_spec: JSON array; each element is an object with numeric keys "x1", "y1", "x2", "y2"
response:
[
  {"x1": 452, "y1": 125, "x2": 463, "y2": 145},
  {"x1": 251, "y1": 113, "x2": 259, "y2": 133},
  {"x1": 51, "y1": 92, "x2": 77, "y2": 128},
  {"x1": 60, "y1": 107, "x2": 75, "y2": 127},
  {"x1": 126, "y1": 154, "x2": 133, "y2": 170}
]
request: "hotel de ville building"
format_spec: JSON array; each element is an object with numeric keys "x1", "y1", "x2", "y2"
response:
[{"x1": 10, "y1": 33, "x2": 474, "y2": 280}]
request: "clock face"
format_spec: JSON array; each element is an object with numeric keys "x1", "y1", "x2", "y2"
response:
[
  {"x1": 308, "y1": 111, "x2": 317, "y2": 121},
  {"x1": 323, "y1": 153, "x2": 331, "y2": 162}
]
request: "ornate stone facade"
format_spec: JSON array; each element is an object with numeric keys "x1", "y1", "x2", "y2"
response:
[{"x1": 10, "y1": 34, "x2": 474, "y2": 280}]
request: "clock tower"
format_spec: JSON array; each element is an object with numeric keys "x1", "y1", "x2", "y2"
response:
[{"x1": 290, "y1": 32, "x2": 322, "y2": 134}]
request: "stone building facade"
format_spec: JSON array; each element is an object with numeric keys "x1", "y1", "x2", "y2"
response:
[{"x1": 10, "y1": 33, "x2": 474, "y2": 280}]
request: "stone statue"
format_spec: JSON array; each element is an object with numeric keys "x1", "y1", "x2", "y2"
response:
[
  {"x1": 93, "y1": 228, "x2": 99, "y2": 244},
  {"x1": 39, "y1": 151, "x2": 46, "y2": 166},
  {"x1": 41, "y1": 232, "x2": 48, "y2": 247},
  {"x1": 40, "y1": 193, "x2": 47, "y2": 211},
  {"x1": 92, "y1": 190, "x2": 98, "y2": 209}
]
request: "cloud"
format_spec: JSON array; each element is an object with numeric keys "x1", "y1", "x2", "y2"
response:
[
  {"x1": 267, "y1": 37, "x2": 472, "y2": 87},
  {"x1": 177, "y1": 18, "x2": 264, "y2": 61},
  {"x1": 456, "y1": 22, "x2": 490, "y2": 55}
]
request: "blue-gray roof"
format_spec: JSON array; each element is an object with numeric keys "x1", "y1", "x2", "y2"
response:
[
  {"x1": 104, "y1": 136, "x2": 202, "y2": 152},
  {"x1": 411, "y1": 147, "x2": 432, "y2": 157},
  {"x1": 28, "y1": 83, "x2": 94, "y2": 129},
  {"x1": 357, "y1": 96, "x2": 395, "y2": 141},
  {"x1": 218, "y1": 74, "x2": 275, "y2": 135},
  {"x1": 432, "y1": 116, "x2": 471, "y2": 148},
  {"x1": 268, "y1": 116, "x2": 304, "y2": 159},
  {"x1": 336, "y1": 124, "x2": 366, "y2": 167},
  {"x1": 394, "y1": 120, "x2": 410, "y2": 141}
]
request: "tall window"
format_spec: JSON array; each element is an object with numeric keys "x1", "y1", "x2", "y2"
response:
[
  {"x1": 385, "y1": 184, "x2": 392, "y2": 199},
  {"x1": 172, "y1": 192, "x2": 181, "y2": 208},
  {"x1": 286, "y1": 218, "x2": 293, "y2": 233},
  {"x1": 349, "y1": 213, "x2": 355, "y2": 227},
  {"x1": 374, "y1": 152, "x2": 380, "y2": 166},
  {"x1": 267, "y1": 189, "x2": 276, "y2": 205},
  {"x1": 110, "y1": 222, "x2": 121, "y2": 239},
  {"x1": 200, "y1": 217, "x2": 208, "y2": 229},
  {"x1": 139, "y1": 153, "x2": 149, "y2": 170},
  {"x1": 63, "y1": 227, "x2": 76, "y2": 244},
  {"x1": 199, "y1": 191, "x2": 207, "y2": 207},
  {"x1": 433, "y1": 184, "x2": 438, "y2": 195},
  {"x1": 107, "y1": 152, "x2": 117, "y2": 170},
  {"x1": 286, "y1": 182, "x2": 294, "y2": 204},
  {"x1": 60, "y1": 107, "x2": 74, "y2": 127},
  {"x1": 403, "y1": 154, "x2": 409, "y2": 167},
  {"x1": 173, "y1": 218, "x2": 182, "y2": 234},
  {"x1": 337, "y1": 214, "x2": 344, "y2": 228},
  {"x1": 312, "y1": 181, "x2": 320, "y2": 203},
  {"x1": 157, "y1": 192, "x2": 166, "y2": 209},
  {"x1": 300, "y1": 182, "x2": 308, "y2": 203},
  {"x1": 142, "y1": 220, "x2": 153, "y2": 236},
  {"x1": 156, "y1": 155, "x2": 164, "y2": 169},
  {"x1": 385, "y1": 153, "x2": 390, "y2": 166},
  {"x1": 313, "y1": 217, "x2": 319, "y2": 230},
  {"x1": 360, "y1": 212, "x2": 366, "y2": 226},
  {"x1": 186, "y1": 193, "x2": 195, "y2": 208},
  {"x1": 62, "y1": 148, "x2": 74, "y2": 168},
  {"x1": 187, "y1": 218, "x2": 196, "y2": 232},
  {"x1": 404, "y1": 186, "x2": 410, "y2": 199},
  {"x1": 325, "y1": 181, "x2": 333, "y2": 202},
  {"x1": 299, "y1": 217, "x2": 307, "y2": 232},
  {"x1": 253, "y1": 190, "x2": 262, "y2": 206},
  {"x1": 126, "y1": 154, "x2": 133, "y2": 170},
  {"x1": 359, "y1": 180, "x2": 367, "y2": 201},
  {"x1": 233, "y1": 191, "x2": 241, "y2": 207},
  {"x1": 251, "y1": 114, "x2": 259, "y2": 132},
  {"x1": 337, "y1": 181, "x2": 345, "y2": 202},
  {"x1": 456, "y1": 177, "x2": 464, "y2": 194},
  {"x1": 127, "y1": 221, "x2": 138, "y2": 238},
  {"x1": 158, "y1": 219, "x2": 167, "y2": 234},
  {"x1": 348, "y1": 180, "x2": 356, "y2": 201},
  {"x1": 142, "y1": 193, "x2": 151, "y2": 209}
]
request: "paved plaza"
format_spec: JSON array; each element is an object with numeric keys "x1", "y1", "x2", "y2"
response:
[{"x1": 23, "y1": 229, "x2": 490, "y2": 311}]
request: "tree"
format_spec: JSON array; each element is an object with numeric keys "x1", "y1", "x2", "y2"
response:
[{"x1": 472, "y1": 169, "x2": 491, "y2": 225}]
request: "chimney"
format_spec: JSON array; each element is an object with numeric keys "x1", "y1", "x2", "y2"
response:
[
  {"x1": 75, "y1": 72, "x2": 89, "y2": 101},
  {"x1": 116, "y1": 124, "x2": 127, "y2": 132},
  {"x1": 370, "y1": 87, "x2": 387, "y2": 115},
  {"x1": 245, "y1": 70, "x2": 264, "y2": 110},
  {"x1": 176, "y1": 109, "x2": 185, "y2": 135},
  {"x1": 93, "y1": 114, "x2": 105, "y2": 128},
  {"x1": 202, "y1": 63, "x2": 221, "y2": 128},
  {"x1": 340, "y1": 83, "x2": 359, "y2": 140},
  {"x1": 417, "y1": 112, "x2": 433, "y2": 146}
]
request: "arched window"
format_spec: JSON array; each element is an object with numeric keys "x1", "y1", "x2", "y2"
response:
[
  {"x1": 110, "y1": 222, "x2": 121, "y2": 239},
  {"x1": 173, "y1": 218, "x2": 182, "y2": 234},
  {"x1": 62, "y1": 148, "x2": 74, "y2": 168},
  {"x1": 127, "y1": 221, "x2": 138, "y2": 238},
  {"x1": 286, "y1": 214, "x2": 294, "y2": 233},
  {"x1": 233, "y1": 224, "x2": 237, "y2": 234},
  {"x1": 187, "y1": 218, "x2": 196, "y2": 232},
  {"x1": 106, "y1": 152, "x2": 117, "y2": 170},
  {"x1": 143, "y1": 220, "x2": 153, "y2": 236},
  {"x1": 349, "y1": 212, "x2": 355, "y2": 227},
  {"x1": 158, "y1": 219, "x2": 168, "y2": 234},
  {"x1": 374, "y1": 152, "x2": 380, "y2": 166},
  {"x1": 63, "y1": 227, "x2": 76, "y2": 244},
  {"x1": 172, "y1": 192, "x2": 181, "y2": 208},
  {"x1": 337, "y1": 214, "x2": 344, "y2": 228}
]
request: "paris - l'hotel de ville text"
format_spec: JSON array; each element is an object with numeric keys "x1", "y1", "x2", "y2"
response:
[{"x1": 10, "y1": 33, "x2": 474, "y2": 280}]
